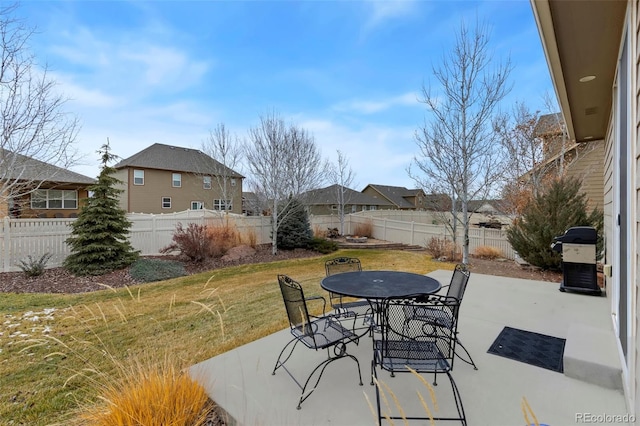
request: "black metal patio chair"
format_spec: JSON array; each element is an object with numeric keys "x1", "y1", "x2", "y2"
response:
[
  {"x1": 372, "y1": 293, "x2": 467, "y2": 425},
  {"x1": 325, "y1": 257, "x2": 373, "y2": 324},
  {"x1": 272, "y1": 274, "x2": 363, "y2": 409},
  {"x1": 404, "y1": 263, "x2": 477, "y2": 370}
]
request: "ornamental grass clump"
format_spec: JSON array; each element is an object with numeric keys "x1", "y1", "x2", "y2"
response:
[
  {"x1": 473, "y1": 245, "x2": 503, "y2": 260},
  {"x1": 77, "y1": 353, "x2": 211, "y2": 426},
  {"x1": 17, "y1": 253, "x2": 52, "y2": 277}
]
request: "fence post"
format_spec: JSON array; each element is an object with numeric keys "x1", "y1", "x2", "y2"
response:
[
  {"x1": 383, "y1": 218, "x2": 387, "y2": 241},
  {"x1": 2, "y1": 217, "x2": 9, "y2": 272},
  {"x1": 152, "y1": 214, "x2": 158, "y2": 251},
  {"x1": 410, "y1": 222, "x2": 415, "y2": 245}
]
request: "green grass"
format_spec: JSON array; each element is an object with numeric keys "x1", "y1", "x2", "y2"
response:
[{"x1": 0, "y1": 249, "x2": 454, "y2": 425}]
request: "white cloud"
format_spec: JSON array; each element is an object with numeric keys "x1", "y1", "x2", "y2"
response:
[
  {"x1": 332, "y1": 92, "x2": 419, "y2": 114},
  {"x1": 299, "y1": 118, "x2": 417, "y2": 189},
  {"x1": 48, "y1": 25, "x2": 211, "y2": 96},
  {"x1": 364, "y1": 0, "x2": 417, "y2": 32},
  {"x1": 50, "y1": 72, "x2": 120, "y2": 108}
]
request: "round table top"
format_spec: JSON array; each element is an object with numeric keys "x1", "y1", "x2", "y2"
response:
[{"x1": 321, "y1": 270, "x2": 441, "y2": 299}]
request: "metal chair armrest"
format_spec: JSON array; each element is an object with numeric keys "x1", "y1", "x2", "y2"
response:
[{"x1": 305, "y1": 295, "x2": 328, "y2": 316}]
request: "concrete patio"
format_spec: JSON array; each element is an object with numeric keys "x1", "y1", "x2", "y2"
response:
[{"x1": 190, "y1": 270, "x2": 630, "y2": 425}]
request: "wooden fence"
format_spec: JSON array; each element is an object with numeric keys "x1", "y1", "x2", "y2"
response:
[{"x1": 0, "y1": 210, "x2": 514, "y2": 272}]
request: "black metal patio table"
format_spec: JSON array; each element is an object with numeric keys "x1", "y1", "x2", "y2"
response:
[
  {"x1": 321, "y1": 270, "x2": 442, "y2": 327},
  {"x1": 321, "y1": 270, "x2": 441, "y2": 300}
]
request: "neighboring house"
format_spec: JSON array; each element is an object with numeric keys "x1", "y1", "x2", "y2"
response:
[
  {"x1": 242, "y1": 192, "x2": 263, "y2": 216},
  {"x1": 532, "y1": 112, "x2": 605, "y2": 210},
  {"x1": 0, "y1": 150, "x2": 94, "y2": 218},
  {"x1": 113, "y1": 143, "x2": 244, "y2": 214},
  {"x1": 303, "y1": 184, "x2": 393, "y2": 215},
  {"x1": 361, "y1": 184, "x2": 432, "y2": 210},
  {"x1": 466, "y1": 199, "x2": 507, "y2": 216},
  {"x1": 532, "y1": 0, "x2": 637, "y2": 415}
]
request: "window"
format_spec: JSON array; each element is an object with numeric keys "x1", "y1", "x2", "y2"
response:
[
  {"x1": 162, "y1": 197, "x2": 171, "y2": 208},
  {"x1": 30, "y1": 189, "x2": 78, "y2": 209},
  {"x1": 230, "y1": 178, "x2": 237, "y2": 187},
  {"x1": 214, "y1": 199, "x2": 232, "y2": 211},
  {"x1": 134, "y1": 169, "x2": 144, "y2": 185},
  {"x1": 331, "y1": 205, "x2": 338, "y2": 210},
  {"x1": 351, "y1": 205, "x2": 357, "y2": 213},
  {"x1": 203, "y1": 176, "x2": 212, "y2": 189},
  {"x1": 191, "y1": 201, "x2": 204, "y2": 210},
  {"x1": 369, "y1": 205, "x2": 377, "y2": 211},
  {"x1": 172, "y1": 173, "x2": 181, "y2": 187}
]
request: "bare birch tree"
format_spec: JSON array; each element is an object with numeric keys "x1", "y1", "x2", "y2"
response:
[
  {"x1": 0, "y1": 5, "x2": 80, "y2": 210},
  {"x1": 244, "y1": 112, "x2": 325, "y2": 254},
  {"x1": 408, "y1": 19, "x2": 512, "y2": 264},
  {"x1": 328, "y1": 150, "x2": 356, "y2": 235},
  {"x1": 200, "y1": 123, "x2": 243, "y2": 213}
]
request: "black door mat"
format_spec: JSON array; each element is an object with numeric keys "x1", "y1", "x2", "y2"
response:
[{"x1": 487, "y1": 326, "x2": 565, "y2": 373}]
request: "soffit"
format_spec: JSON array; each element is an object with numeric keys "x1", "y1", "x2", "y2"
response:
[{"x1": 531, "y1": 0, "x2": 626, "y2": 142}]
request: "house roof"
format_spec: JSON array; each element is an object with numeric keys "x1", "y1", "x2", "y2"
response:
[
  {"x1": 534, "y1": 113, "x2": 564, "y2": 137},
  {"x1": 114, "y1": 143, "x2": 244, "y2": 178},
  {"x1": 304, "y1": 184, "x2": 392, "y2": 206},
  {"x1": 0, "y1": 149, "x2": 95, "y2": 185},
  {"x1": 467, "y1": 199, "x2": 507, "y2": 214},
  {"x1": 362, "y1": 184, "x2": 422, "y2": 208}
]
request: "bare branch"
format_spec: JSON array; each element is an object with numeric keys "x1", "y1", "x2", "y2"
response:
[
  {"x1": 327, "y1": 150, "x2": 357, "y2": 235},
  {"x1": 409, "y1": 18, "x2": 512, "y2": 263},
  {"x1": 244, "y1": 111, "x2": 326, "y2": 254},
  {"x1": 0, "y1": 5, "x2": 81, "y2": 209}
]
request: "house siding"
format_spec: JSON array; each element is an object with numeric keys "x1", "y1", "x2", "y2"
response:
[
  {"x1": 566, "y1": 143, "x2": 606, "y2": 210},
  {"x1": 121, "y1": 167, "x2": 243, "y2": 214},
  {"x1": 113, "y1": 169, "x2": 129, "y2": 211},
  {"x1": 635, "y1": 0, "x2": 640, "y2": 414}
]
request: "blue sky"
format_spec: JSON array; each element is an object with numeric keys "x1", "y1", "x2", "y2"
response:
[{"x1": 19, "y1": 0, "x2": 553, "y2": 190}]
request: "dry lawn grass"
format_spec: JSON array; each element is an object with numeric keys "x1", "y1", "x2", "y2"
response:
[{"x1": 0, "y1": 249, "x2": 452, "y2": 425}]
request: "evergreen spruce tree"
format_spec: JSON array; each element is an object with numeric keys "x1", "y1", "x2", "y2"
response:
[
  {"x1": 276, "y1": 197, "x2": 312, "y2": 250},
  {"x1": 64, "y1": 143, "x2": 138, "y2": 276},
  {"x1": 506, "y1": 176, "x2": 603, "y2": 270}
]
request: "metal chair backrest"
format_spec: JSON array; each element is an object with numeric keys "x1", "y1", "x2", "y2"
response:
[
  {"x1": 381, "y1": 293, "x2": 459, "y2": 369},
  {"x1": 277, "y1": 274, "x2": 315, "y2": 339},
  {"x1": 446, "y1": 263, "x2": 471, "y2": 302},
  {"x1": 325, "y1": 257, "x2": 362, "y2": 276}
]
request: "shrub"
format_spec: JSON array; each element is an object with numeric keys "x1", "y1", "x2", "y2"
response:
[
  {"x1": 161, "y1": 223, "x2": 212, "y2": 262},
  {"x1": 353, "y1": 220, "x2": 373, "y2": 238},
  {"x1": 78, "y1": 354, "x2": 211, "y2": 426},
  {"x1": 325, "y1": 227, "x2": 339, "y2": 238},
  {"x1": 241, "y1": 227, "x2": 258, "y2": 248},
  {"x1": 17, "y1": 253, "x2": 52, "y2": 277},
  {"x1": 277, "y1": 198, "x2": 313, "y2": 250},
  {"x1": 308, "y1": 237, "x2": 339, "y2": 254},
  {"x1": 507, "y1": 176, "x2": 603, "y2": 270},
  {"x1": 425, "y1": 237, "x2": 461, "y2": 261},
  {"x1": 206, "y1": 223, "x2": 240, "y2": 257},
  {"x1": 129, "y1": 258, "x2": 187, "y2": 283},
  {"x1": 473, "y1": 245, "x2": 503, "y2": 259},
  {"x1": 313, "y1": 225, "x2": 328, "y2": 238}
]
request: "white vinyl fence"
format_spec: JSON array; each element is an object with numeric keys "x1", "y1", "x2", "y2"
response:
[
  {"x1": 0, "y1": 210, "x2": 515, "y2": 272},
  {"x1": 343, "y1": 213, "x2": 515, "y2": 260},
  {"x1": 0, "y1": 211, "x2": 272, "y2": 272}
]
